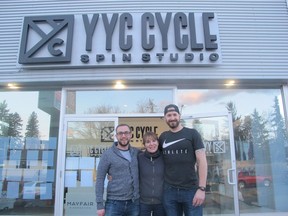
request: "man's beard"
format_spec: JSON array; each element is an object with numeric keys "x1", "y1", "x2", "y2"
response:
[
  {"x1": 118, "y1": 140, "x2": 129, "y2": 147},
  {"x1": 167, "y1": 120, "x2": 180, "y2": 129}
]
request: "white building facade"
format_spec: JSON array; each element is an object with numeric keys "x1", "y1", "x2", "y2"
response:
[{"x1": 0, "y1": 0, "x2": 288, "y2": 215}]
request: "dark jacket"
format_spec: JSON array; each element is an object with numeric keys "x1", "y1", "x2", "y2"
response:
[{"x1": 138, "y1": 150, "x2": 164, "y2": 204}]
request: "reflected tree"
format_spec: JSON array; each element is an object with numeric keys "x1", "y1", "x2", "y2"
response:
[
  {"x1": 86, "y1": 105, "x2": 121, "y2": 114},
  {"x1": 0, "y1": 100, "x2": 10, "y2": 136},
  {"x1": 7, "y1": 112, "x2": 23, "y2": 137},
  {"x1": 251, "y1": 109, "x2": 269, "y2": 164},
  {"x1": 0, "y1": 100, "x2": 9, "y2": 121},
  {"x1": 271, "y1": 96, "x2": 288, "y2": 143},
  {"x1": 76, "y1": 105, "x2": 118, "y2": 140},
  {"x1": 269, "y1": 97, "x2": 288, "y2": 210},
  {"x1": 137, "y1": 98, "x2": 158, "y2": 113},
  {"x1": 242, "y1": 116, "x2": 253, "y2": 160},
  {"x1": 226, "y1": 101, "x2": 243, "y2": 160},
  {"x1": 269, "y1": 96, "x2": 288, "y2": 186},
  {"x1": 0, "y1": 100, "x2": 23, "y2": 137},
  {"x1": 192, "y1": 119, "x2": 204, "y2": 140},
  {"x1": 25, "y1": 111, "x2": 40, "y2": 138}
]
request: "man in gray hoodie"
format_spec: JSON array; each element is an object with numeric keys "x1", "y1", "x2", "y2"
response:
[{"x1": 96, "y1": 124, "x2": 140, "y2": 216}]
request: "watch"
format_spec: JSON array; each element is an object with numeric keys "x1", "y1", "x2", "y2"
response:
[{"x1": 198, "y1": 186, "x2": 206, "y2": 191}]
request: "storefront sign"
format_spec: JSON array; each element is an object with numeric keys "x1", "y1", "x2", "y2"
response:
[
  {"x1": 65, "y1": 191, "x2": 97, "y2": 215},
  {"x1": 120, "y1": 117, "x2": 169, "y2": 148},
  {"x1": 18, "y1": 12, "x2": 221, "y2": 68}
]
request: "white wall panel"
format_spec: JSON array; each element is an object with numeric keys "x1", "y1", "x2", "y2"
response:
[{"x1": 0, "y1": 0, "x2": 288, "y2": 86}]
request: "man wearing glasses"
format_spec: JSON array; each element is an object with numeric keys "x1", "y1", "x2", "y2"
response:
[{"x1": 96, "y1": 124, "x2": 140, "y2": 216}]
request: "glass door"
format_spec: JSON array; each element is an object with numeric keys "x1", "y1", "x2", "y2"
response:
[
  {"x1": 182, "y1": 112, "x2": 239, "y2": 216},
  {"x1": 58, "y1": 117, "x2": 117, "y2": 216}
]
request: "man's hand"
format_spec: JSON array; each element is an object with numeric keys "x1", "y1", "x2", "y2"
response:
[
  {"x1": 192, "y1": 189, "x2": 205, "y2": 207},
  {"x1": 97, "y1": 209, "x2": 105, "y2": 216}
]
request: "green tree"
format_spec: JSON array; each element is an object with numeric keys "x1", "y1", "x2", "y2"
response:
[
  {"x1": 25, "y1": 111, "x2": 40, "y2": 138},
  {"x1": 7, "y1": 112, "x2": 23, "y2": 137},
  {"x1": 0, "y1": 100, "x2": 10, "y2": 136}
]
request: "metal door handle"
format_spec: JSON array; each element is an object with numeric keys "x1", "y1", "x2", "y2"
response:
[{"x1": 227, "y1": 168, "x2": 236, "y2": 185}]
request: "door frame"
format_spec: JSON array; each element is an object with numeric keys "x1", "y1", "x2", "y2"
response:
[
  {"x1": 54, "y1": 116, "x2": 118, "y2": 216},
  {"x1": 182, "y1": 111, "x2": 240, "y2": 216}
]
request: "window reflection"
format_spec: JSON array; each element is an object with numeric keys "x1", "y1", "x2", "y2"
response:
[
  {"x1": 0, "y1": 91, "x2": 60, "y2": 215},
  {"x1": 179, "y1": 89, "x2": 288, "y2": 214},
  {"x1": 66, "y1": 89, "x2": 174, "y2": 114}
]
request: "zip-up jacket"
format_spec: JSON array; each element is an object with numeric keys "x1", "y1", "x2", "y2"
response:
[
  {"x1": 95, "y1": 142, "x2": 140, "y2": 210},
  {"x1": 138, "y1": 150, "x2": 164, "y2": 204}
]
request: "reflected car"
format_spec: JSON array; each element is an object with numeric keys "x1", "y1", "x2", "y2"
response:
[{"x1": 238, "y1": 171, "x2": 272, "y2": 189}]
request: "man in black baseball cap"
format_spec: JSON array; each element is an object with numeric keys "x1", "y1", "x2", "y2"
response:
[
  {"x1": 164, "y1": 104, "x2": 180, "y2": 115},
  {"x1": 159, "y1": 103, "x2": 207, "y2": 216}
]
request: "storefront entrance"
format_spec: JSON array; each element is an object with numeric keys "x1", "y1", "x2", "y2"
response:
[
  {"x1": 182, "y1": 112, "x2": 239, "y2": 215},
  {"x1": 54, "y1": 112, "x2": 239, "y2": 216}
]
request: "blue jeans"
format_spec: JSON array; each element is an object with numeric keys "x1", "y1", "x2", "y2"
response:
[
  {"x1": 140, "y1": 203, "x2": 166, "y2": 216},
  {"x1": 163, "y1": 184, "x2": 203, "y2": 216},
  {"x1": 105, "y1": 199, "x2": 140, "y2": 216}
]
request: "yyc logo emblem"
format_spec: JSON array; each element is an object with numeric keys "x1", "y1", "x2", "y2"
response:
[{"x1": 18, "y1": 15, "x2": 74, "y2": 64}]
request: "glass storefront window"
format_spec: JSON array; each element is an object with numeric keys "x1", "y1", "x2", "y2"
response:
[
  {"x1": 0, "y1": 91, "x2": 60, "y2": 215},
  {"x1": 65, "y1": 89, "x2": 174, "y2": 114},
  {"x1": 178, "y1": 89, "x2": 288, "y2": 214}
]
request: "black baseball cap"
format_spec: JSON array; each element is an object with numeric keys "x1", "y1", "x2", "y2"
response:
[{"x1": 164, "y1": 104, "x2": 180, "y2": 115}]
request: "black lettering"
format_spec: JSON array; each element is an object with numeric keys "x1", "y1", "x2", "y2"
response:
[
  {"x1": 130, "y1": 127, "x2": 134, "y2": 138},
  {"x1": 153, "y1": 126, "x2": 158, "y2": 134},
  {"x1": 174, "y1": 12, "x2": 188, "y2": 50},
  {"x1": 119, "y1": 13, "x2": 133, "y2": 51},
  {"x1": 82, "y1": 14, "x2": 99, "y2": 51},
  {"x1": 136, "y1": 127, "x2": 141, "y2": 138},
  {"x1": 140, "y1": 127, "x2": 146, "y2": 138}
]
